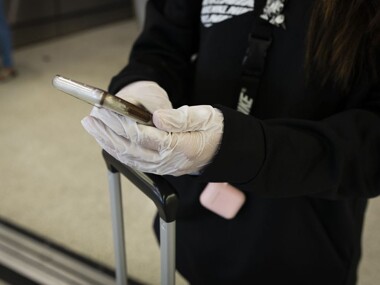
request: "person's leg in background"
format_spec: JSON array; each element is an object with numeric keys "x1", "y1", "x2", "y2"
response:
[
  {"x1": 133, "y1": 0, "x2": 148, "y2": 29},
  {"x1": 0, "y1": 0, "x2": 16, "y2": 81}
]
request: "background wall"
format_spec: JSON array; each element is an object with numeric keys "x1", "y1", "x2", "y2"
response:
[{"x1": 3, "y1": 0, "x2": 133, "y2": 47}]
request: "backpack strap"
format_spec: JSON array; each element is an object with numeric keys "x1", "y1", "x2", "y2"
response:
[{"x1": 236, "y1": 1, "x2": 276, "y2": 115}]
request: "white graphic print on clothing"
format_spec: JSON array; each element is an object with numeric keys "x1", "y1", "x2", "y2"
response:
[{"x1": 201, "y1": 0, "x2": 255, "y2": 28}]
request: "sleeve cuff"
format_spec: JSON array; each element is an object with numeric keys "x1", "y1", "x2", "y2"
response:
[{"x1": 200, "y1": 105, "x2": 266, "y2": 184}]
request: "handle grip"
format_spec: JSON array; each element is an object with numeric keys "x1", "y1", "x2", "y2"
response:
[{"x1": 102, "y1": 150, "x2": 179, "y2": 223}]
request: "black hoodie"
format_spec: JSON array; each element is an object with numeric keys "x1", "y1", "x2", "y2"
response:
[{"x1": 109, "y1": 0, "x2": 380, "y2": 284}]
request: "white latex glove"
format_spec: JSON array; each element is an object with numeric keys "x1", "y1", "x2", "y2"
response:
[
  {"x1": 81, "y1": 105, "x2": 224, "y2": 176},
  {"x1": 115, "y1": 81, "x2": 172, "y2": 113}
]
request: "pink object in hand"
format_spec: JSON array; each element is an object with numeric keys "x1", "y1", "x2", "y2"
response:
[{"x1": 199, "y1": 183, "x2": 246, "y2": 219}]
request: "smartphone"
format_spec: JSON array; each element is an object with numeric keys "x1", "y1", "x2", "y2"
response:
[{"x1": 52, "y1": 75, "x2": 153, "y2": 125}]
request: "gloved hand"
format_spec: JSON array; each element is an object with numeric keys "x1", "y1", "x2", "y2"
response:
[
  {"x1": 81, "y1": 105, "x2": 224, "y2": 176},
  {"x1": 115, "y1": 81, "x2": 172, "y2": 113}
]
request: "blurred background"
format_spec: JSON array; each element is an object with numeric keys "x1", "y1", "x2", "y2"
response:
[{"x1": 0, "y1": 1, "x2": 378, "y2": 285}]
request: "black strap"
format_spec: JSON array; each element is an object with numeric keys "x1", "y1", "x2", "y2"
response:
[{"x1": 237, "y1": 3, "x2": 274, "y2": 115}]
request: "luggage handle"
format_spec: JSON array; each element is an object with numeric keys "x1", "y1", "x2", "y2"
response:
[
  {"x1": 102, "y1": 150, "x2": 179, "y2": 223},
  {"x1": 103, "y1": 149, "x2": 177, "y2": 285}
]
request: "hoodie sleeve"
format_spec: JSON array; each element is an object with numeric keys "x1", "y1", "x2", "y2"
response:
[
  {"x1": 201, "y1": 68, "x2": 380, "y2": 200},
  {"x1": 108, "y1": 0, "x2": 201, "y2": 108}
]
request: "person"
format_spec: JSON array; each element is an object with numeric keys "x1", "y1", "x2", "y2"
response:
[
  {"x1": 82, "y1": 0, "x2": 380, "y2": 284},
  {"x1": 0, "y1": 0, "x2": 16, "y2": 81}
]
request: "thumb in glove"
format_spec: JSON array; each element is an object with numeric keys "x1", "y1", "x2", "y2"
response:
[{"x1": 116, "y1": 81, "x2": 172, "y2": 113}]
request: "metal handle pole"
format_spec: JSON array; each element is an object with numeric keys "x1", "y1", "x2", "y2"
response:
[
  {"x1": 108, "y1": 170, "x2": 128, "y2": 285},
  {"x1": 160, "y1": 218, "x2": 176, "y2": 285}
]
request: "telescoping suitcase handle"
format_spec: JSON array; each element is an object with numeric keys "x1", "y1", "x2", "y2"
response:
[{"x1": 102, "y1": 150, "x2": 179, "y2": 285}]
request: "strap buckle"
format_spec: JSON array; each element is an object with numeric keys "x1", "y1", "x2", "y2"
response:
[{"x1": 242, "y1": 34, "x2": 273, "y2": 78}]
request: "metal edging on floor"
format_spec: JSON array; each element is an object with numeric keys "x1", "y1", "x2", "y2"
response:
[{"x1": 0, "y1": 220, "x2": 121, "y2": 285}]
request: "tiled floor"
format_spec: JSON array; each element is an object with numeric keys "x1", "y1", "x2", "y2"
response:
[{"x1": 0, "y1": 19, "x2": 379, "y2": 285}]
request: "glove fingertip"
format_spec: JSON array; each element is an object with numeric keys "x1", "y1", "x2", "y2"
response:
[
  {"x1": 81, "y1": 116, "x2": 93, "y2": 130},
  {"x1": 152, "y1": 111, "x2": 164, "y2": 130},
  {"x1": 81, "y1": 115, "x2": 108, "y2": 136}
]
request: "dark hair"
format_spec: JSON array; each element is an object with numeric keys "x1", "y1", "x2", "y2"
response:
[{"x1": 306, "y1": 0, "x2": 380, "y2": 91}]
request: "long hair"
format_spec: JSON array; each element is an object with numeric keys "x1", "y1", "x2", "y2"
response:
[{"x1": 306, "y1": 0, "x2": 380, "y2": 91}]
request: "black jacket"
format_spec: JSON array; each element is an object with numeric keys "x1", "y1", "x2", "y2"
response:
[{"x1": 109, "y1": 0, "x2": 380, "y2": 284}]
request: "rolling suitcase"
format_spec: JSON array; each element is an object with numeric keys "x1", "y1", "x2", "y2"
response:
[{"x1": 102, "y1": 150, "x2": 179, "y2": 285}]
